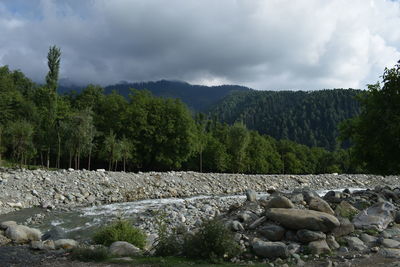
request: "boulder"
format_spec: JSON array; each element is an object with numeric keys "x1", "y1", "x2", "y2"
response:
[
  {"x1": 326, "y1": 235, "x2": 340, "y2": 250},
  {"x1": 248, "y1": 216, "x2": 266, "y2": 230},
  {"x1": 381, "y1": 239, "x2": 400, "y2": 248},
  {"x1": 334, "y1": 201, "x2": 359, "y2": 219},
  {"x1": 251, "y1": 239, "x2": 289, "y2": 259},
  {"x1": 296, "y1": 229, "x2": 326, "y2": 243},
  {"x1": 265, "y1": 208, "x2": 340, "y2": 232},
  {"x1": 360, "y1": 233, "x2": 378, "y2": 245},
  {"x1": 246, "y1": 189, "x2": 257, "y2": 202},
  {"x1": 258, "y1": 224, "x2": 285, "y2": 241},
  {"x1": 308, "y1": 240, "x2": 331, "y2": 255},
  {"x1": 378, "y1": 248, "x2": 400, "y2": 258},
  {"x1": 332, "y1": 217, "x2": 354, "y2": 237},
  {"x1": 54, "y1": 239, "x2": 78, "y2": 249},
  {"x1": 109, "y1": 241, "x2": 141, "y2": 256},
  {"x1": 353, "y1": 201, "x2": 395, "y2": 231},
  {"x1": 265, "y1": 196, "x2": 294, "y2": 209},
  {"x1": 230, "y1": 221, "x2": 244, "y2": 231},
  {"x1": 308, "y1": 197, "x2": 334, "y2": 215},
  {"x1": 345, "y1": 236, "x2": 367, "y2": 251},
  {"x1": 0, "y1": 221, "x2": 17, "y2": 230},
  {"x1": 5, "y1": 225, "x2": 42, "y2": 244}
]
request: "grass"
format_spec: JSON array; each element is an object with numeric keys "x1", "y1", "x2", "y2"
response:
[
  {"x1": 70, "y1": 247, "x2": 110, "y2": 262},
  {"x1": 93, "y1": 219, "x2": 147, "y2": 249}
]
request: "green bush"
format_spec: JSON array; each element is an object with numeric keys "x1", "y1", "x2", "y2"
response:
[
  {"x1": 71, "y1": 247, "x2": 109, "y2": 262},
  {"x1": 93, "y1": 220, "x2": 147, "y2": 249},
  {"x1": 154, "y1": 220, "x2": 187, "y2": 257},
  {"x1": 183, "y1": 219, "x2": 241, "y2": 261}
]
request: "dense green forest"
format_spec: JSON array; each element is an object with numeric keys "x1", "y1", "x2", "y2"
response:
[
  {"x1": 210, "y1": 89, "x2": 361, "y2": 150},
  {"x1": 0, "y1": 47, "x2": 360, "y2": 174},
  {"x1": 60, "y1": 80, "x2": 250, "y2": 112}
]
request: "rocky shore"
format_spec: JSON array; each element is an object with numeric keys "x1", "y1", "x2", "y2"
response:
[{"x1": 1, "y1": 167, "x2": 400, "y2": 215}]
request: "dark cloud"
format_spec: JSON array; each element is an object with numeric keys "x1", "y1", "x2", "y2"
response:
[{"x1": 0, "y1": 0, "x2": 399, "y2": 90}]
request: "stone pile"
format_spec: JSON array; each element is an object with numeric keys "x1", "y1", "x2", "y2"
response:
[
  {"x1": 218, "y1": 186, "x2": 400, "y2": 265},
  {"x1": 1, "y1": 167, "x2": 400, "y2": 215}
]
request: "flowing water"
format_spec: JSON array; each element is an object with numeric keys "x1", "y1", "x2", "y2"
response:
[{"x1": 0, "y1": 188, "x2": 366, "y2": 241}]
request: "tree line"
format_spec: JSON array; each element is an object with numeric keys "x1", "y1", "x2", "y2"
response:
[
  {"x1": 0, "y1": 46, "x2": 365, "y2": 174},
  {"x1": 210, "y1": 89, "x2": 361, "y2": 150}
]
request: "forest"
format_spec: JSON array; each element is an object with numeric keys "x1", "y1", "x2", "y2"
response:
[
  {"x1": 209, "y1": 89, "x2": 361, "y2": 150},
  {"x1": 2, "y1": 47, "x2": 398, "y2": 175}
]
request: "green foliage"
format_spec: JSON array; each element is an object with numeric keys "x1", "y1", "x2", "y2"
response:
[
  {"x1": 70, "y1": 247, "x2": 109, "y2": 262},
  {"x1": 153, "y1": 214, "x2": 186, "y2": 257},
  {"x1": 183, "y1": 219, "x2": 241, "y2": 262},
  {"x1": 211, "y1": 89, "x2": 361, "y2": 150},
  {"x1": 46, "y1": 45, "x2": 61, "y2": 92},
  {"x1": 340, "y1": 60, "x2": 400, "y2": 174},
  {"x1": 93, "y1": 220, "x2": 147, "y2": 249}
]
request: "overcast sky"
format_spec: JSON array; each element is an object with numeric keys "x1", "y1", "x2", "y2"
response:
[{"x1": 1, "y1": 0, "x2": 400, "y2": 90}]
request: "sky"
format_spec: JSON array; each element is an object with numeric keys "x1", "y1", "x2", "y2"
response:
[{"x1": 0, "y1": 0, "x2": 400, "y2": 90}]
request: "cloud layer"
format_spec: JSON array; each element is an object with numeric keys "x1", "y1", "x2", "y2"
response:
[{"x1": 0, "y1": 0, "x2": 399, "y2": 90}]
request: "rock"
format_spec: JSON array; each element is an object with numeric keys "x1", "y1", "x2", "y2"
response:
[
  {"x1": 31, "y1": 240, "x2": 44, "y2": 250},
  {"x1": 345, "y1": 236, "x2": 367, "y2": 251},
  {"x1": 54, "y1": 239, "x2": 78, "y2": 249},
  {"x1": 0, "y1": 234, "x2": 11, "y2": 246},
  {"x1": 237, "y1": 211, "x2": 258, "y2": 223},
  {"x1": 5, "y1": 225, "x2": 42, "y2": 243},
  {"x1": 308, "y1": 240, "x2": 331, "y2": 255},
  {"x1": 265, "y1": 196, "x2": 294, "y2": 209},
  {"x1": 109, "y1": 241, "x2": 141, "y2": 256},
  {"x1": 42, "y1": 226, "x2": 66, "y2": 240},
  {"x1": 308, "y1": 197, "x2": 334, "y2": 215},
  {"x1": 265, "y1": 208, "x2": 340, "y2": 232},
  {"x1": 0, "y1": 221, "x2": 17, "y2": 230},
  {"x1": 332, "y1": 217, "x2": 354, "y2": 237},
  {"x1": 326, "y1": 235, "x2": 340, "y2": 250},
  {"x1": 381, "y1": 238, "x2": 400, "y2": 248},
  {"x1": 378, "y1": 248, "x2": 400, "y2": 258},
  {"x1": 230, "y1": 220, "x2": 244, "y2": 231},
  {"x1": 248, "y1": 216, "x2": 266, "y2": 229},
  {"x1": 7, "y1": 202, "x2": 23, "y2": 208},
  {"x1": 394, "y1": 211, "x2": 400, "y2": 224},
  {"x1": 360, "y1": 233, "x2": 378, "y2": 245},
  {"x1": 258, "y1": 224, "x2": 285, "y2": 241},
  {"x1": 251, "y1": 239, "x2": 289, "y2": 259},
  {"x1": 335, "y1": 201, "x2": 359, "y2": 219},
  {"x1": 296, "y1": 229, "x2": 326, "y2": 243},
  {"x1": 246, "y1": 189, "x2": 257, "y2": 202},
  {"x1": 353, "y1": 201, "x2": 395, "y2": 231}
]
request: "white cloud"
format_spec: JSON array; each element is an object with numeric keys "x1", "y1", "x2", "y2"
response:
[{"x1": 0, "y1": 0, "x2": 399, "y2": 90}]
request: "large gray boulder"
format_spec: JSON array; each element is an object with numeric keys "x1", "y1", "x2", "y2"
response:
[
  {"x1": 308, "y1": 240, "x2": 331, "y2": 255},
  {"x1": 0, "y1": 221, "x2": 17, "y2": 230},
  {"x1": 353, "y1": 201, "x2": 395, "y2": 231},
  {"x1": 296, "y1": 229, "x2": 326, "y2": 243},
  {"x1": 258, "y1": 224, "x2": 285, "y2": 241},
  {"x1": 265, "y1": 208, "x2": 340, "y2": 232},
  {"x1": 265, "y1": 196, "x2": 294, "y2": 209},
  {"x1": 5, "y1": 225, "x2": 42, "y2": 244},
  {"x1": 251, "y1": 239, "x2": 289, "y2": 259},
  {"x1": 308, "y1": 197, "x2": 334, "y2": 215},
  {"x1": 246, "y1": 189, "x2": 257, "y2": 202},
  {"x1": 345, "y1": 236, "x2": 367, "y2": 251},
  {"x1": 109, "y1": 241, "x2": 141, "y2": 256}
]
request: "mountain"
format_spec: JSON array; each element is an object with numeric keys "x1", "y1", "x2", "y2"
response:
[
  {"x1": 58, "y1": 80, "x2": 250, "y2": 111},
  {"x1": 104, "y1": 80, "x2": 250, "y2": 111},
  {"x1": 209, "y1": 89, "x2": 362, "y2": 150}
]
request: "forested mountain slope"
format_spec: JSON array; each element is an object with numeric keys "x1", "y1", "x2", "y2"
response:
[{"x1": 209, "y1": 89, "x2": 362, "y2": 150}]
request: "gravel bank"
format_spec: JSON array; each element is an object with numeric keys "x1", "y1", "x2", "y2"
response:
[{"x1": 1, "y1": 168, "x2": 399, "y2": 215}]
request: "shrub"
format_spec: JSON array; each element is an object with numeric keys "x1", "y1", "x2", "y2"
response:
[
  {"x1": 71, "y1": 247, "x2": 109, "y2": 262},
  {"x1": 93, "y1": 220, "x2": 147, "y2": 249},
  {"x1": 183, "y1": 219, "x2": 241, "y2": 261},
  {"x1": 154, "y1": 220, "x2": 187, "y2": 257}
]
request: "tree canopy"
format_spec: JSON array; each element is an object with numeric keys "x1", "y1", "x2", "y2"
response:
[{"x1": 340, "y1": 60, "x2": 400, "y2": 174}]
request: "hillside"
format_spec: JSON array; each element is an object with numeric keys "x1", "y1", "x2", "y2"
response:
[{"x1": 209, "y1": 89, "x2": 362, "y2": 150}]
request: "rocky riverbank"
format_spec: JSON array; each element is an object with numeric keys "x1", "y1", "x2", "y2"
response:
[{"x1": 1, "y1": 167, "x2": 400, "y2": 215}]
